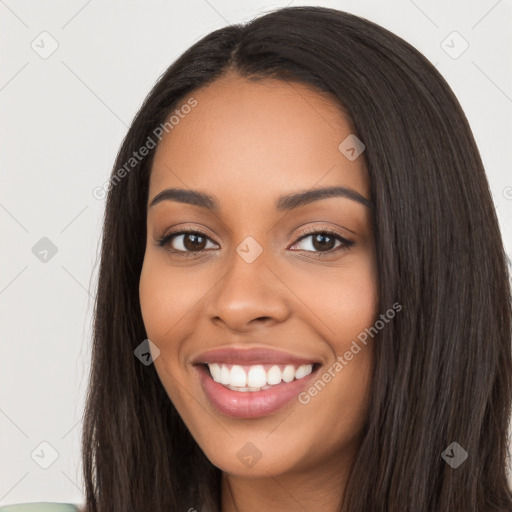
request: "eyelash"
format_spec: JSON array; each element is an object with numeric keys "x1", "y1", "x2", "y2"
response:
[{"x1": 156, "y1": 226, "x2": 355, "y2": 258}]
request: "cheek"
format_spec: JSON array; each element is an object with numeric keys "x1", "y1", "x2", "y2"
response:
[
  {"x1": 139, "y1": 267, "x2": 173, "y2": 340},
  {"x1": 138, "y1": 257, "x2": 195, "y2": 407},
  {"x1": 139, "y1": 254, "x2": 201, "y2": 340},
  {"x1": 291, "y1": 256, "x2": 379, "y2": 343},
  {"x1": 337, "y1": 250, "x2": 379, "y2": 333},
  {"x1": 337, "y1": 266, "x2": 379, "y2": 336}
]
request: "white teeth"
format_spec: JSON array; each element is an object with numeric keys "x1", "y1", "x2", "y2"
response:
[
  {"x1": 295, "y1": 364, "x2": 313, "y2": 379},
  {"x1": 230, "y1": 365, "x2": 247, "y2": 387},
  {"x1": 267, "y1": 365, "x2": 282, "y2": 385},
  {"x1": 227, "y1": 385, "x2": 272, "y2": 392},
  {"x1": 209, "y1": 363, "x2": 221, "y2": 382},
  {"x1": 206, "y1": 362, "x2": 315, "y2": 391},
  {"x1": 220, "y1": 365, "x2": 230, "y2": 385},
  {"x1": 247, "y1": 365, "x2": 267, "y2": 388},
  {"x1": 282, "y1": 365, "x2": 296, "y2": 383}
]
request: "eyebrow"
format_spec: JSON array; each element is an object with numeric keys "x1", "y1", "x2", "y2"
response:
[{"x1": 148, "y1": 186, "x2": 373, "y2": 211}]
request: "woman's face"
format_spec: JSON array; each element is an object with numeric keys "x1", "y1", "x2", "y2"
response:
[{"x1": 139, "y1": 73, "x2": 378, "y2": 480}]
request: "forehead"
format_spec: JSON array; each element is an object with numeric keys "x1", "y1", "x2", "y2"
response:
[{"x1": 149, "y1": 73, "x2": 369, "y2": 209}]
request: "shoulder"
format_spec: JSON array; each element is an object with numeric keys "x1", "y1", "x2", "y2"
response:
[{"x1": 0, "y1": 504, "x2": 81, "y2": 512}]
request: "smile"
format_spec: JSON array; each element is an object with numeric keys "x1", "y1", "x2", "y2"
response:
[{"x1": 193, "y1": 347, "x2": 321, "y2": 418}]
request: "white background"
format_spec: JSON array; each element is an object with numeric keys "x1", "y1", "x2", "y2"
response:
[{"x1": 1, "y1": 0, "x2": 511, "y2": 506}]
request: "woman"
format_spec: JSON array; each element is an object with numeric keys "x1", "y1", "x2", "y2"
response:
[{"x1": 79, "y1": 5, "x2": 512, "y2": 511}]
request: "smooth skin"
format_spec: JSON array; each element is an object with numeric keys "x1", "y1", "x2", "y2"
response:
[{"x1": 139, "y1": 72, "x2": 379, "y2": 512}]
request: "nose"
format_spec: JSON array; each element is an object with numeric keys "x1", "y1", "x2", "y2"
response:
[{"x1": 206, "y1": 249, "x2": 290, "y2": 334}]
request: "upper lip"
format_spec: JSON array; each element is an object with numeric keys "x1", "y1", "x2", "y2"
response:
[{"x1": 192, "y1": 347, "x2": 320, "y2": 366}]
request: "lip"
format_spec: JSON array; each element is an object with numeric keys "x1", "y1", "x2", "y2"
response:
[
  {"x1": 196, "y1": 365, "x2": 319, "y2": 418},
  {"x1": 193, "y1": 350, "x2": 320, "y2": 419},
  {"x1": 192, "y1": 346, "x2": 320, "y2": 366}
]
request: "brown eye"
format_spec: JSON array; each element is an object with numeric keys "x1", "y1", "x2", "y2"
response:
[
  {"x1": 180, "y1": 233, "x2": 207, "y2": 251},
  {"x1": 310, "y1": 233, "x2": 337, "y2": 251},
  {"x1": 290, "y1": 229, "x2": 355, "y2": 255},
  {"x1": 157, "y1": 230, "x2": 218, "y2": 254}
]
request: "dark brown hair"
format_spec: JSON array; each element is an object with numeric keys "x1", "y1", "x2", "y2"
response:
[{"x1": 82, "y1": 6, "x2": 512, "y2": 511}]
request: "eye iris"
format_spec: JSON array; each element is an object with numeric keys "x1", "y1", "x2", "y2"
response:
[
  {"x1": 183, "y1": 233, "x2": 206, "y2": 251},
  {"x1": 312, "y1": 233, "x2": 336, "y2": 251}
]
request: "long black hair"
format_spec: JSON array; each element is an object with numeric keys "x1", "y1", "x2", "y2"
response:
[{"x1": 82, "y1": 6, "x2": 512, "y2": 511}]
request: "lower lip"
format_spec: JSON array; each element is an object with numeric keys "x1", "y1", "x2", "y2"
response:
[{"x1": 196, "y1": 364, "x2": 318, "y2": 419}]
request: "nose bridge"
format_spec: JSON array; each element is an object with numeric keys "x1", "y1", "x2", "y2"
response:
[{"x1": 207, "y1": 236, "x2": 289, "y2": 329}]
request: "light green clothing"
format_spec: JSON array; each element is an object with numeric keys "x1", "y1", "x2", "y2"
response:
[{"x1": 0, "y1": 504, "x2": 80, "y2": 512}]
